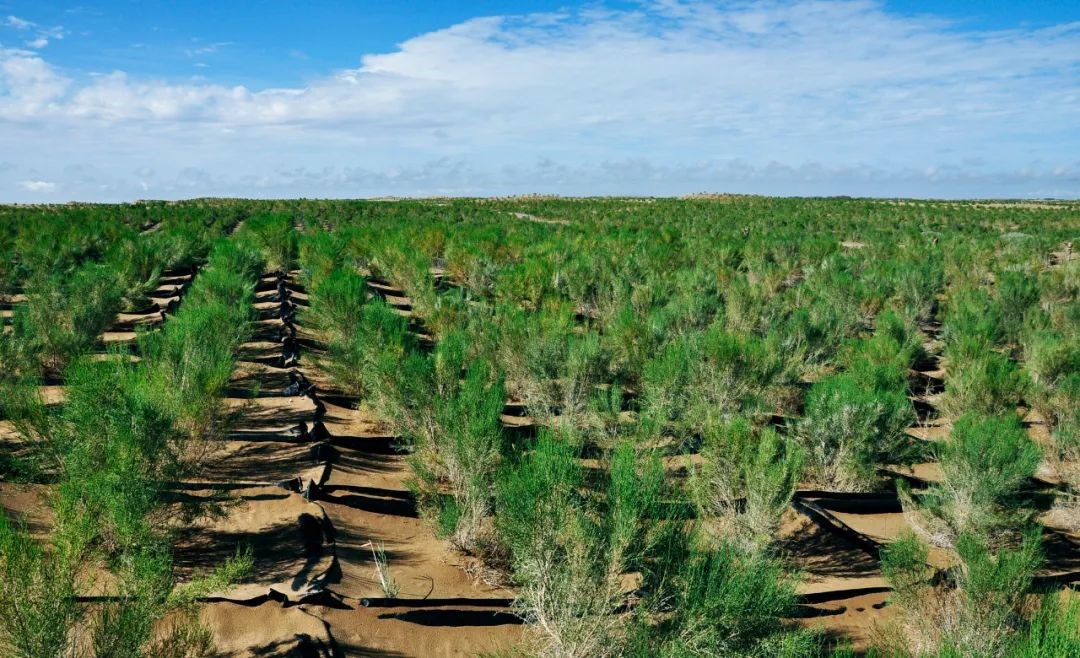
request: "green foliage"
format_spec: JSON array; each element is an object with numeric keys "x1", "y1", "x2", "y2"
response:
[
  {"x1": 376, "y1": 332, "x2": 509, "y2": 551},
  {"x1": 798, "y1": 372, "x2": 916, "y2": 491},
  {"x1": 243, "y1": 212, "x2": 297, "y2": 273},
  {"x1": 1006, "y1": 596, "x2": 1080, "y2": 658},
  {"x1": 495, "y1": 432, "x2": 668, "y2": 657},
  {"x1": 903, "y1": 413, "x2": 1040, "y2": 547},
  {"x1": 17, "y1": 262, "x2": 123, "y2": 372},
  {"x1": 304, "y1": 267, "x2": 367, "y2": 340},
  {"x1": 641, "y1": 326, "x2": 783, "y2": 441},
  {"x1": 939, "y1": 350, "x2": 1027, "y2": 419},
  {"x1": 323, "y1": 297, "x2": 412, "y2": 397},
  {"x1": 692, "y1": 419, "x2": 803, "y2": 552},
  {"x1": 995, "y1": 271, "x2": 1040, "y2": 345},
  {"x1": 632, "y1": 543, "x2": 818, "y2": 658},
  {"x1": 0, "y1": 516, "x2": 80, "y2": 658}
]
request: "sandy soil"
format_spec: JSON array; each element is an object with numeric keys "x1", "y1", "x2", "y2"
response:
[{"x1": 176, "y1": 273, "x2": 521, "y2": 656}]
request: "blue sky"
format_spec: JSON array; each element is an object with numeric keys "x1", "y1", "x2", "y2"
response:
[{"x1": 1, "y1": 1, "x2": 1078, "y2": 200}]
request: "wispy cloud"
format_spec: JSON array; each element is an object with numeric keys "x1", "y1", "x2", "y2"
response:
[
  {"x1": 4, "y1": 15, "x2": 65, "y2": 49},
  {"x1": 4, "y1": 15, "x2": 33, "y2": 30},
  {"x1": 19, "y1": 180, "x2": 56, "y2": 192},
  {"x1": 186, "y1": 41, "x2": 232, "y2": 57},
  {"x1": 1, "y1": 1, "x2": 1078, "y2": 200}
]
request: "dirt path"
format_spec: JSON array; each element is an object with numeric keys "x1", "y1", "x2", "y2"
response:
[
  {"x1": 179, "y1": 271, "x2": 519, "y2": 657},
  {"x1": 101, "y1": 267, "x2": 200, "y2": 347}
]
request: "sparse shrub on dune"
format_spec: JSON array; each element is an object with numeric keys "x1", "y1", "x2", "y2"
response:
[
  {"x1": 496, "y1": 305, "x2": 605, "y2": 431},
  {"x1": 690, "y1": 418, "x2": 803, "y2": 553},
  {"x1": 881, "y1": 528, "x2": 1047, "y2": 658},
  {"x1": 323, "y1": 297, "x2": 413, "y2": 398},
  {"x1": 371, "y1": 331, "x2": 507, "y2": 552},
  {"x1": 798, "y1": 373, "x2": 916, "y2": 491},
  {"x1": 111, "y1": 236, "x2": 164, "y2": 311},
  {"x1": 994, "y1": 270, "x2": 1040, "y2": 346},
  {"x1": 641, "y1": 326, "x2": 784, "y2": 443},
  {"x1": 0, "y1": 515, "x2": 81, "y2": 658},
  {"x1": 900, "y1": 413, "x2": 1040, "y2": 550},
  {"x1": 628, "y1": 542, "x2": 819, "y2": 658},
  {"x1": 242, "y1": 212, "x2": 297, "y2": 274},
  {"x1": 16, "y1": 262, "x2": 123, "y2": 373},
  {"x1": 496, "y1": 433, "x2": 666, "y2": 658},
  {"x1": 303, "y1": 266, "x2": 367, "y2": 341},
  {"x1": 938, "y1": 349, "x2": 1027, "y2": 419},
  {"x1": 139, "y1": 240, "x2": 259, "y2": 446}
]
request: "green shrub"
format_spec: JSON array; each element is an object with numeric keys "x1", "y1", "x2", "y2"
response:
[
  {"x1": 304, "y1": 267, "x2": 367, "y2": 340},
  {"x1": 110, "y1": 236, "x2": 163, "y2": 310},
  {"x1": 641, "y1": 327, "x2": 783, "y2": 441},
  {"x1": 943, "y1": 287, "x2": 1003, "y2": 349},
  {"x1": 403, "y1": 335, "x2": 507, "y2": 551},
  {"x1": 901, "y1": 413, "x2": 1040, "y2": 548},
  {"x1": 496, "y1": 306, "x2": 605, "y2": 430},
  {"x1": 0, "y1": 517, "x2": 80, "y2": 658},
  {"x1": 939, "y1": 350, "x2": 1027, "y2": 419},
  {"x1": 17, "y1": 262, "x2": 123, "y2": 372},
  {"x1": 1006, "y1": 595, "x2": 1080, "y2": 658},
  {"x1": 798, "y1": 373, "x2": 916, "y2": 491},
  {"x1": 324, "y1": 298, "x2": 412, "y2": 397},
  {"x1": 995, "y1": 271, "x2": 1039, "y2": 345},
  {"x1": 243, "y1": 212, "x2": 296, "y2": 273},
  {"x1": 691, "y1": 419, "x2": 803, "y2": 552},
  {"x1": 633, "y1": 543, "x2": 818, "y2": 658},
  {"x1": 496, "y1": 432, "x2": 666, "y2": 658},
  {"x1": 881, "y1": 530, "x2": 1044, "y2": 657}
]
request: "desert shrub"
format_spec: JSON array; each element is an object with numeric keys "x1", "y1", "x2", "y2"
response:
[
  {"x1": 691, "y1": 419, "x2": 803, "y2": 553},
  {"x1": 888, "y1": 256, "x2": 944, "y2": 323},
  {"x1": 798, "y1": 373, "x2": 916, "y2": 491},
  {"x1": 1005, "y1": 595, "x2": 1080, "y2": 658},
  {"x1": 630, "y1": 541, "x2": 818, "y2": 658},
  {"x1": 303, "y1": 267, "x2": 367, "y2": 340},
  {"x1": 496, "y1": 433, "x2": 665, "y2": 658},
  {"x1": 17, "y1": 262, "x2": 123, "y2": 372},
  {"x1": 938, "y1": 350, "x2": 1027, "y2": 419},
  {"x1": 901, "y1": 413, "x2": 1040, "y2": 549},
  {"x1": 298, "y1": 229, "x2": 346, "y2": 288},
  {"x1": 324, "y1": 297, "x2": 413, "y2": 398},
  {"x1": 138, "y1": 242, "x2": 257, "y2": 445},
  {"x1": 2, "y1": 352, "x2": 251, "y2": 658},
  {"x1": 110, "y1": 236, "x2": 163, "y2": 310},
  {"x1": 496, "y1": 306, "x2": 605, "y2": 430},
  {"x1": 244, "y1": 212, "x2": 296, "y2": 273},
  {"x1": 881, "y1": 530, "x2": 1043, "y2": 657},
  {"x1": 51, "y1": 358, "x2": 179, "y2": 546},
  {"x1": 140, "y1": 301, "x2": 249, "y2": 444},
  {"x1": 774, "y1": 305, "x2": 849, "y2": 374},
  {"x1": 641, "y1": 327, "x2": 783, "y2": 442},
  {"x1": 847, "y1": 309, "x2": 924, "y2": 378},
  {"x1": 1023, "y1": 330, "x2": 1080, "y2": 391},
  {"x1": 0, "y1": 517, "x2": 80, "y2": 658},
  {"x1": 995, "y1": 270, "x2": 1040, "y2": 345},
  {"x1": 943, "y1": 287, "x2": 1003, "y2": 349},
  {"x1": 394, "y1": 333, "x2": 507, "y2": 551}
]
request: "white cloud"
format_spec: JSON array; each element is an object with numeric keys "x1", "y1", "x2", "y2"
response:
[
  {"x1": 187, "y1": 41, "x2": 232, "y2": 57},
  {"x1": 4, "y1": 15, "x2": 33, "y2": 30},
  {"x1": 1, "y1": 1, "x2": 1078, "y2": 200},
  {"x1": 19, "y1": 180, "x2": 55, "y2": 191},
  {"x1": 26, "y1": 37, "x2": 48, "y2": 49}
]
